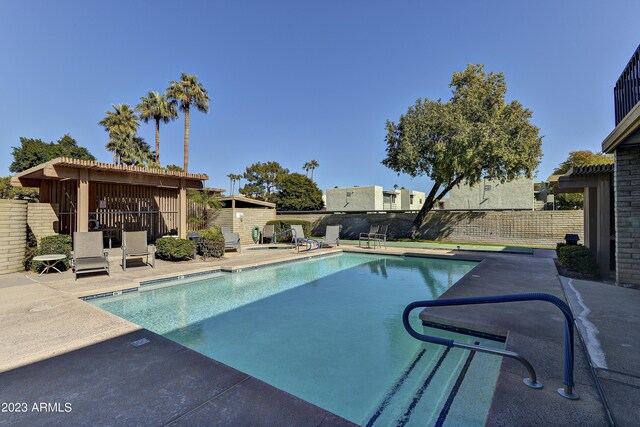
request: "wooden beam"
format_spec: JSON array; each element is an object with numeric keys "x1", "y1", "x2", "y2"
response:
[
  {"x1": 44, "y1": 166, "x2": 204, "y2": 189},
  {"x1": 77, "y1": 169, "x2": 89, "y2": 233},
  {"x1": 597, "y1": 175, "x2": 612, "y2": 279},
  {"x1": 178, "y1": 179, "x2": 187, "y2": 239}
]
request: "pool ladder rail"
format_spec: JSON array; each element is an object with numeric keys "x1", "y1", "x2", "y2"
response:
[
  {"x1": 280, "y1": 229, "x2": 321, "y2": 253},
  {"x1": 402, "y1": 292, "x2": 580, "y2": 400}
]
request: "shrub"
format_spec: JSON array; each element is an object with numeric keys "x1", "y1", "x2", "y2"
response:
[
  {"x1": 155, "y1": 237, "x2": 196, "y2": 261},
  {"x1": 557, "y1": 244, "x2": 599, "y2": 276},
  {"x1": 30, "y1": 234, "x2": 72, "y2": 273},
  {"x1": 197, "y1": 226, "x2": 225, "y2": 258},
  {"x1": 266, "y1": 219, "x2": 312, "y2": 242}
]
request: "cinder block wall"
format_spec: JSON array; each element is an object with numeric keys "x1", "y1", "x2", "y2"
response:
[
  {"x1": 27, "y1": 203, "x2": 59, "y2": 242},
  {"x1": 0, "y1": 199, "x2": 28, "y2": 274},
  {"x1": 614, "y1": 145, "x2": 640, "y2": 286},
  {"x1": 277, "y1": 210, "x2": 583, "y2": 247},
  {"x1": 208, "y1": 208, "x2": 276, "y2": 244}
]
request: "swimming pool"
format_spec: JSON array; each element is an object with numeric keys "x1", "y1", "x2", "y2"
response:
[{"x1": 91, "y1": 253, "x2": 502, "y2": 426}]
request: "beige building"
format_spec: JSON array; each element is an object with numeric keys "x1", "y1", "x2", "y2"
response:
[
  {"x1": 445, "y1": 177, "x2": 534, "y2": 210},
  {"x1": 325, "y1": 186, "x2": 426, "y2": 212}
]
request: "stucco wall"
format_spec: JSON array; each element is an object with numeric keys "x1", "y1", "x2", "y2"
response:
[
  {"x1": 0, "y1": 199, "x2": 28, "y2": 274},
  {"x1": 400, "y1": 189, "x2": 426, "y2": 210},
  {"x1": 614, "y1": 145, "x2": 640, "y2": 286},
  {"x1": 325, "y1": 186, "x2": 382, "y2": 211},
  {"x1": 446, "y1": 177, "x2": 534, "y2": 210},
  {"x1": 277, "y1": 210, "x2": 583, "y2": 247}
]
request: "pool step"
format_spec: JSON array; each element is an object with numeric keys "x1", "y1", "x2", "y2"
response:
[{"x1": 365, "y1": 342, "x2": 480, "y2": 427}]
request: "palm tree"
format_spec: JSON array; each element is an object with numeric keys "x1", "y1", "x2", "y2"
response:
[
  {"x1": 166, "y1": 73, "x2": 210, "y2": 172},
  {"x1": 227, "y1": 173, "x2": 243, "y2": 195},
  {"x1": 136, "y1": 91, "x2": 178, "y2": 165},
  {"x1": 308, "y1": 160, "x2": 319, "y2": 180},
  {"x1": 120, "y1": 135, "x2": 154, "y2": 166},
  {"x1": 302, "y1": 161, "x2": 311, "y2": 177},
  {"x1": 99, "y1": 104, "x2": 140, "y2": 164}
]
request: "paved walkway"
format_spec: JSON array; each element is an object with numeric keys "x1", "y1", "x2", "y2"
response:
[
  {"x1": 0, "y1": 245, "x2": 630, "y2": 426},
  {"x1": 419, "y1": 254, "x2": 611, "y2": 426},
  {"x1": 562, "y1": 277, "x2": 640, "y2": 427}
]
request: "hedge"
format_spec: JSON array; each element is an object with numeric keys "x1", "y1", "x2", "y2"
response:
[
  {"x1": 155, "y1": 237, "x2": 196, "y2": 261},
  {"x1": 556, "y1": 244, "x2": 599, "y2": 276},
  {"x1": 266, "y1": 219, "x2": 312, "y2": 241},
  {"x1": 197, "y1": 226, "x2": 225, "y2": 259},
  {"x1": 30, "y1": 234, "x2": 72, "y2": 273}
]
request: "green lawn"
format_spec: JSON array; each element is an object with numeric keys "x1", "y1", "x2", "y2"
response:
[{"x1": 330, "y1": 239, "x2": 543, "y2": 254}]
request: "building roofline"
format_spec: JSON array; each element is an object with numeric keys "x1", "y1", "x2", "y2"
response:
[
  {"x1": 12, "y1": 157, "x2": 209, "y2": 181},
  {"x1": 602, "y1": 101, "x2": 640, "y2": 153},
  {"x1": 218, "y1": 195, "x2": 276, "y2": 208}
]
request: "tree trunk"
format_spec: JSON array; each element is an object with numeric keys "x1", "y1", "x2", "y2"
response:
[
  {"x1": 183, "y1": 106, "x2": 190, "y2": 173},
  {"x1": 409, "y1": 176, "x2": 464, "y2": 239},
  {"x1": 409, "y1": 183, "x2": 441, "y2": 239},
  {"x1": 311, "y1": 169, "x2": 314, "y2": 180},
  {"x1": 155, "y1": 119, "x2": 160, "y2": 164},
  {"x1": 113, "y1": 151, "x2": 117, "y2": 164}
]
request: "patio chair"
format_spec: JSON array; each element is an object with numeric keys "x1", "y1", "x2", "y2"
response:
[
  {"x1": 359, "y1": 225, "x2": 379, "y2": 248},
  {"x1": 122, "y1": 231, "x2": 155, "y2": 271},
  {"x1": 261, "y1": 224, "x2": 275, "y2": 244},
  {"x1": 319, "y1": 225, "x2": 341, "y2": 247},
  {"x1": 72, "y1": 231, "x2": 110, "y2": 280},
  {"x1": 373, "y1": 225, "x2": 388, "y2": 249},
  {"x1": 290, "y1": 224, "x2": 306, "y2": 246},
  {"x1": 222, "y1": 228, "x2": 241, "y2": 252}
]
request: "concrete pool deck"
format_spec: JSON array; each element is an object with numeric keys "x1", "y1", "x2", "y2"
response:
[{"x1": 0, "y1": 245, "x2": 634, "y2": 425}]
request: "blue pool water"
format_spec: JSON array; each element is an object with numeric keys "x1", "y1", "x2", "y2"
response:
[{"x1": 92, "y1": 253, "x2": 503, "y2": 426}]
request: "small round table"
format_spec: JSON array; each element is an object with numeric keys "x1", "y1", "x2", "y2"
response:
[{"x1": 32, "y1": 254, "x2": 67, "y2": 276}]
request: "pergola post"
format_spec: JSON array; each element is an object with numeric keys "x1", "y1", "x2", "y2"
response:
[
  {"x1": 77, "y1": 169, "x2": 89, "y2": 232},
  {"x1": 596, "y1": 175, "x2": 611, "y2": 278},
  {"x1": 178, "y1": 179, "x2": 187, "y2": 239}
]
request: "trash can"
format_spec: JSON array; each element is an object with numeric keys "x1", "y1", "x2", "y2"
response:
[
  {"x1": 564, "y1": 234, "x2": 580, "y2": 245},
  {"x1": 187, "y1": 232, "x2": 200, "y2": 259}
]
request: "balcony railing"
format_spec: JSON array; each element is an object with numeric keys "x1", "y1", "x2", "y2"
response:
[{"x1": 614, "y1": 44, "x2": 640, "y2": 125}]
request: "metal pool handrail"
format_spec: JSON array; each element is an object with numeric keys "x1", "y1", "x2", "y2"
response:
[{"x1": 402, "y1": 292, "x2": 579, "y2": 399}]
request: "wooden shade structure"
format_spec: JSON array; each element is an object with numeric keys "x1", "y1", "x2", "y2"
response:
[{"x1": 11, "y1": 158, "x2": 209, "y2": 240}]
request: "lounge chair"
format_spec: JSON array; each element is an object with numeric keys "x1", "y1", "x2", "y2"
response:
[
  {"x1": 222, "y1": 227, "x2": 241, "y2": 252},
  {"x1": 373, "y1": 225, "x2": 388, "y2": 249},
  {"x1": 122, "y1": 231, "x2": 155, "y2": 271},
  {"x1": 261, "y1": 224, "x2": 275, "y2": 244},
  {"x1": 320, "y1": 225, "x2": 341, "y2": 247},
  {"x1": 73, "y1": 231, "x2": 110, "y2": 280},
  {"x1": 290, "y1": 224, "x2": 320, "y2": 251},
  {"x1": 359, "y1": 225, "x2": 379, "y2": 248}
]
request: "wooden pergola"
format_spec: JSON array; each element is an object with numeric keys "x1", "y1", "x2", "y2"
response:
[
  {"x1": 11, "y1": 158, "x2": 209, "y2": 241},
  {"x1": 555, "y1": 164, "x2": 614, "y2": 279}
]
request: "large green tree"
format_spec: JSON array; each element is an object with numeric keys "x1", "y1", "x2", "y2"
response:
[
  {"x1": 553, "y1": 150, "x2": 614, "y2": 210},
  {"x1": 553, "y1": 150, "x2": 613, "y2": 174},
  {"x1": 274, "y1": 173, "x2": 323, "y2": 211},
  {"x1": 10, "y1": 134, "x2": 95, "y2": 173},
  {"x1": 99, "y1": 104, "x2": 140, "y2": 164},
  {"x1": 383, "y1": 64, "x2": 542, "y2": 237},
  {"x1": 239, "y1": 161, "x2": 289, "y2": 202},
  {"x1": 166, "y1": 73, "x2": 210, "y2": 173},
  {"x1": 136, "y1": 91, "x2": 178, "y2": 165}
]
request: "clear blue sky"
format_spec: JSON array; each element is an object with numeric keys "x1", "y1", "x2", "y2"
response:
[{"x1": 1, "y1": 0, "x2": 638, "y2": 194}]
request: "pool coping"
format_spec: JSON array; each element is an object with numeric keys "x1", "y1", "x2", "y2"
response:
[{"x1": 79, "y1": 247, "x2": 488, "y2": 301}]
